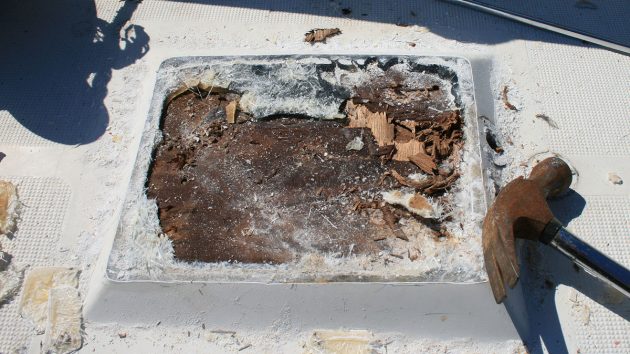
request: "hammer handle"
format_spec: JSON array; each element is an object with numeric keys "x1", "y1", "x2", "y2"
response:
[{"x1": 546, "y1": 223, "x2": 630, "y2": 297}]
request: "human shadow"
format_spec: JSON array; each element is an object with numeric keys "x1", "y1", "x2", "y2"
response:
[
  {"x1": 504, "y1": 190, "x2": 629, "y2": 354},
  {"x1": 0, "y1": 0, "x2": 149, "y2": 145}
]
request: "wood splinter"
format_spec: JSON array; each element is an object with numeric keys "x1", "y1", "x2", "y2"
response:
[
  {"x1": 226, "y1": 100, "x2": 238, "y2": 124},
  {"x1": 304, "y1": 28, "x2": 341, "y2": 43},
  {"x1": 409, "y1": 151, "x2": 437, "y2": 175},
  {"x1": 501, "y1": 85, "x2": 518, "y2": 111}
]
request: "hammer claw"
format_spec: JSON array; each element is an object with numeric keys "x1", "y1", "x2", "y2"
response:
[
  {"x1": 482, "y1": 157, "x2": 573, "y2": 304},
  {"x1": 483, "y1": 210, "x2": 515, "y2": 302},
  {"x1": 484, "y1": 250, "x2": 507, "y2": 303},
  {"x1": 496, "y1": 225, "x2": 520, "y2": 287}
]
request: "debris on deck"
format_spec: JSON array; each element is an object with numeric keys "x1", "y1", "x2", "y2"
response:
[
  {"x1": 0, "y1": 181, "x2": 18, "y2": 235},
  {"x1": 304, "y1": 28, "x2": 342, "y2": 43}
]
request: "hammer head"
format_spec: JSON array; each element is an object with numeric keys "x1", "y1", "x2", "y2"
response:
[{"x1": 483, "y1": 157, "x2": 572, "y2": 303}]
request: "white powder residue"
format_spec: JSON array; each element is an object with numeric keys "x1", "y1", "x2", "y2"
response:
[
  {"x1": 0, "y1": 263, "x2": 24, "y2": 305},
  {"x1": 81, "y1": 324, "x2": 525, "y2": 354},
  {"x1": 0, "y1": 181, "x2": 20, "y2": 235}
]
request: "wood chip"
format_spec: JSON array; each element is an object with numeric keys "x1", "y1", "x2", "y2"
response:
[
  {"x1": 345, "y1": 101, "x2": 367, "y2": 128},
  {"x1": 382, "y1": 190, "x2": 436, "y2": 218},
  {"x1": 304, "y1": 28, "x2": 341, "y2": 43},
  {"x1": 424, "y1": 172, "x2": 460, "y2": 195},
  {"x1": 353, "y1": 199, "x2": 379, "y2": 210},
  {"x1": 400, "y1": 120, "x2": 418, "y2": 133},
  {"x1": 437, "y1": 139, "x2": 451, "y2": 157},
  {"x1": 381, "y1": 206, "x2": 409, "y2": 241},
  {"x1": 346, "y1": 102, "x2": 394, "y2": 146},
  {"x1": 381, "y1": 206, "x2": 398, "y2": 230},
  {"x1": 501, "y1": 85, "x2": 517, "y2": 111},
  {"x1": 409, "y1": 194, "x2": 432, "y2": 211},
  {"x1": 367, "y1": 112, "x2": 394, "y2": 146},
  {"x1": 431, "y1": 139, "x2": 440, "y2": 158},
  {"x1": 394, "y1": 125, "x2": 415, "y2": 143},
  {"x1": 435, "y1": 110, "x2": 459, "y2": 127},
  {"x1": 393, "y1": 139, "x2": 423, "y2": 161},
  {"x1": 409, "y1": 151, "x2": 436, "y2": 175},
  {"x1": 226, "y1": 100, "x2": 238, "y2": 124},
  {"x1": 608, "y1": 172, "x2": 623, "y2": 185},
  {"x1": 370, "y1": 144, "x2": 395, "y2": 157}
]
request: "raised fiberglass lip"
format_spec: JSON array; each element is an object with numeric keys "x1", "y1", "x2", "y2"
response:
[{"x1": 105, "y1": 54, "x2": 487, "y2": 284}]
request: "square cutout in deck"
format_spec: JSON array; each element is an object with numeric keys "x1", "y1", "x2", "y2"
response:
[{"x1": 108, "y1": 56, "x2": 486, "y2": 283}]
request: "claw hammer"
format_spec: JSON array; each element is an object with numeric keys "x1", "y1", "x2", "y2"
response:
[{"x1": 483, "y1": 157, "x2": 630, "y2": 303}]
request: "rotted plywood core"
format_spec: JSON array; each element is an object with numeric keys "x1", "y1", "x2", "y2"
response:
[
  {"x1": 109, "y1": 56, "x2": 485, "y2": 282},
  {"x1": 147, "y1": 58, "x2": 465, "y2": 265}
]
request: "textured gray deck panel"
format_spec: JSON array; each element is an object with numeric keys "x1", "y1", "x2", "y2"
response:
[
  {"x1": 0, "y1": 177, "x2": 71, "y2": 352},
  {"x1": 568, "y1": 196, "x2": 630, "y2": 354},
  {"x1": 528, "y1": 41, "x2": 630, "y2": 156},
  {"x1": 459, "y1": 0, "x2": 630, "y2": 48}
]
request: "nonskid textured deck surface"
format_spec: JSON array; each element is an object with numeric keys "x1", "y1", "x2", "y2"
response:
[{"x1": 0, "y1": 0, "x2": 628, "y2": 352}]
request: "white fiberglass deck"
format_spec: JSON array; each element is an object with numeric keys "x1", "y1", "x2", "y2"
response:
[{"x1": 0, "y1": 0, "x2": 628, "y2": 353}]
